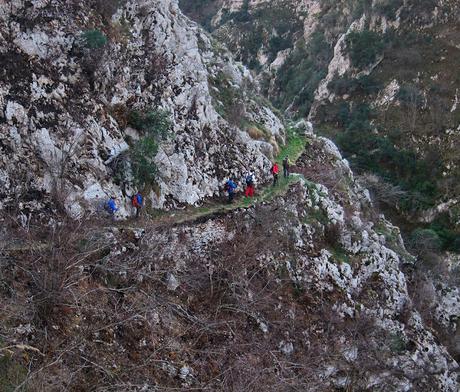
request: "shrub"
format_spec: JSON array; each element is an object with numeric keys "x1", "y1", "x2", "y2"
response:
[
  {"x1": 356, "y1": 74, "x2": 383, "y2": 94},
  {"x1": 328, "y1": 74, "x2": 381, "y2": 96},
  {"x1": 410, "y1": 228, "x2": 442, "y2": 253},
  {"x1": 388, "y1": 332, "x2": 407, "y2": 353},
  {"x1": 129, "y1": 137, "x2": 159, "y2": 187},
  {"x1": 346, "y1": 30, "x2": 385, "y2": 68},
  {"x1": 77, "y1": 31, "x2": 108, "y2": 85},
  {"x1": 275, "y1": 33, "x2": 332, "y2": 115},
  {"x1": 247, "y1": 125, "x2": 266, "y2": 140},
  {"x1": 81, "y1": 29, "x2": 107, "y2": 49},
  {"x1": 128, "y1": 109, "x2": 170, "y2": 139},
  {"x1": 429, "y1": 213, "x2": 460, "y2": 252},
  {"x1": 268, "y1": 35, "x2": 290, "y2": 56},
  {"x1": 334, "y1": 103, "x2": 443, "y2": 211},
  {"x1": 124, "y1": 109, "x2": 171, "y2": 187}
]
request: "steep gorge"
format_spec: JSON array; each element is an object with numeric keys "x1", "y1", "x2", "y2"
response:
[{"x1": 181, "y1": 0, "x2": 460, "y2": 228}]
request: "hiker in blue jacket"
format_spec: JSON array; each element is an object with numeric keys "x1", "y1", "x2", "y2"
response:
[
  {"x1": 225, "y1": 178, "x2": 238, "y2": 203},
  {"x1": 105, "y1": 196, "x2": 118, "y2": 219}
]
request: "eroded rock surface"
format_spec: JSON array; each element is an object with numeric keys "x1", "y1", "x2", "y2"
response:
[{"x1": 0, "y1": 0, "x2": 283, "y2": 218}]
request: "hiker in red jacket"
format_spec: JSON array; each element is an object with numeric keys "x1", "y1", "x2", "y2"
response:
[
  {"x1": 271, "y1": 162, "x2": 279, "y2": 186},
  {"x1": 131, "y1": 191, "x2": 144, "y2": 218}
]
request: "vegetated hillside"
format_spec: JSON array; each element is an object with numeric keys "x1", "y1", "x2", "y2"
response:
[
  {"x1": 1, "y1": 131, "x2": 459, "y2": 390},
  {"x1": 0, "y1": 0, "x2": 285, "y2": 220},
  {"x1": 181, "y1": 0, "x2": 460, "y2": 381},
  {"x1": 180, "y1": 0, "x2": 460, "y2": 272}
]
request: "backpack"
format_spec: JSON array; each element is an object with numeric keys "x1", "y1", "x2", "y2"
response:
[
  {"x1": 245, "y1": 174, "x2": 253, "y2": 186},
  {"x1": 136, "y1": 193, "x2": 143, "y2": 206},
  {"x1": 106, "y1": 199, "x2": 117, "y2": 213}
]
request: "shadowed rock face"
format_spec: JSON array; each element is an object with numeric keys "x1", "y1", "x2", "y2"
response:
[{"x1": 0, "y1": 0, "x2": 284, "y2": 218}]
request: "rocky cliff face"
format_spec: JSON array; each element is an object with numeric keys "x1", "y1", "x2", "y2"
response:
[{"x1": 0, "y1": 0, "x2": 283, "y2": 219}]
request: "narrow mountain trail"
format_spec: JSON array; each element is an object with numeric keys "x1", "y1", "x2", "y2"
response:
[
  {"x1": 1, "y1": 130, "x2": 309, "y2": 252},
  {"x1": 120, "y1": 129, "x2": 310, "y2": 229}
]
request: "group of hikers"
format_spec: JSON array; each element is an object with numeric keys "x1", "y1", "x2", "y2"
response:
[
  {"x1": 225, "y1": 155, "x2": 292, "y2": 203},
  {"x1": 103, "y1": 191, "x2": 144, "y2": 219},
  {"x1": 102, "y1": 155, "x2": 292, "y2": 217}
]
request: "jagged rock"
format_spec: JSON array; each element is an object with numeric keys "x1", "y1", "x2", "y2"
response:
[
  {"x1": 294, "y1": 119, "x2": 314, "y2": 135},
  {"x1": 165, "y1": 272, "x2": 180, "y2": 291},
  {"x1": 279, "y1": 341, "x2": 294, "y2": 356}
]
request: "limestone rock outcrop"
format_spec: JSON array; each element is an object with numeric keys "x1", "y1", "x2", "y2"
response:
[{"x1": 0, "y1": 0, "x2": 283, "y2": 218}]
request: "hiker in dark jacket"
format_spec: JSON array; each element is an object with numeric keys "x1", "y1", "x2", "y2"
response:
[
  {"x1": 283, "y1": 156, "x2": 290, "y2": 178},
  {"x1": 225, "y1": 178, "x2": 238, "y2": 203},
  {"x1": 131, "y1": 191, "x2": 144, "y2": 218},
  {"x1": 244, "y1": 172, "x2": 255, "y2": 198}
]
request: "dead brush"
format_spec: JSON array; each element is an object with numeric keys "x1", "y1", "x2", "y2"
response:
[
  {"x1": 298, "y1": 160, "x2": 348, "y2": 194},
  {"x1": 11, "y1": 219, "x2": 93, "y2": 331},
  {"x1": 29, "y1": 254, "x2": 74, "y2": 329}
]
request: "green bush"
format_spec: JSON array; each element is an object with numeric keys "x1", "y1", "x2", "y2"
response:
[
  {"x1": 429, "y1": 213, "x2": 460, "y2": 252},
  {"x1": 81, "y1": 29, "x2": 107, "y2": 49},
  {"x1": 346, "y1": 30, "x2": 385, "y2": 68},
  {"x1": 328, "y1": 74, "x2": 382, "y2": 96},
  {"x1": 410, "y1": 228, "x2": 442, "y2": 253},
  {"x1": 128, "y1": 109, "x2": 170, "y2": 139},
  {"x1": 125, "y1": 109, "x2": 171, "y2": 187},
  {"x1": 130, "y1": 137, "x2": 159, "y2": 187},
  {"x1": 388, "y1": 332, "x2": 407, "y2": 353},
  {"x1": 268, "y1": 35, "x2": 290, "y2": 56},
  {"x1": 335, "y1": 103, "x2": 442, "y2": 211}
]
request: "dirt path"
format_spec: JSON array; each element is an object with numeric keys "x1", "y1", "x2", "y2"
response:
[{"x1": 119, "y1": 128, "x2": 310, "y2": 229}]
